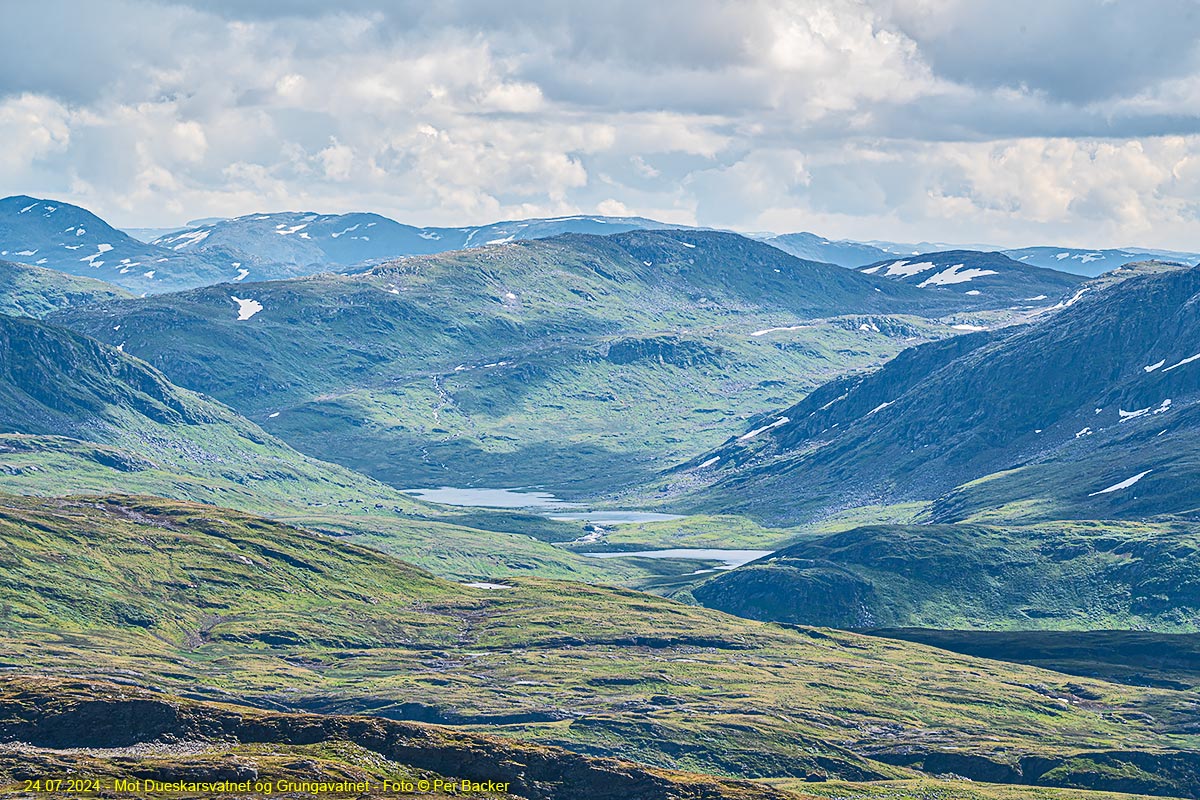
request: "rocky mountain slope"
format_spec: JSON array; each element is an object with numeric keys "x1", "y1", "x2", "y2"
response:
[
  {"x1": 0, "y1": 676, "x2": 795, "y2": 800},
  {"x1": 682, "y1": 264, "x2": 1200, "y2": 523}
]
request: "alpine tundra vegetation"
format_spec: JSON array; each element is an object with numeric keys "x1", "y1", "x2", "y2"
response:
[{"x1": 3, "y1": 2, "x2": 1200, "y2": 799}]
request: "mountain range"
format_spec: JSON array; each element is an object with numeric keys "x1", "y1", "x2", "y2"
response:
[
  {"x1": 149, "y1": 210, "x2": 694, "y2": 274},
  {"x1": 49, "y1": 229, "x2": 974, "y2": 496},
  {"x1": 6, "y1": 191, "x2": 1200, "y2": 798}
]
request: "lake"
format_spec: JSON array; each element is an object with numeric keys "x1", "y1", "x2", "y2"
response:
[
  {"x1": 581, "y1": 549, "x2": 772, "y2": 569},
  {"x1": 402, "y1": 487, "x2": 682, "y2": 524},
  {"x1": 549, "y1": 511, "x2": 684, "y2": 524},
  {"x1": 402, "y1": 486, "x2": 585, "y2": 509}
]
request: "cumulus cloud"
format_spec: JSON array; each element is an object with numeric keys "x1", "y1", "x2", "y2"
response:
[{"x1": 0, "y1": 0, "x2": 1198, "y2": 248}]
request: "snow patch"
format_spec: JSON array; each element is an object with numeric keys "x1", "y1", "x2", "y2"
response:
[
  {"x1": 696, "y1": 456, "x2": 720, "y2": 469},
  {"x1": 231, "y1": 296, "x2": 263, "y2": 320},
  {"x1": 883, "y1": 260, "x2": 937, "y2": 277},
  {"x1": 917, "y1": 264, "x2": 999, "y2": 287},
  {"x1": 1144, "y1": 360, "x2": 1166, "y2": 373},
  {"x1": 234, "y1": 269, "x2": 250, "y2": 281},
  {"x1": 1053, "y1": 288, "x2": 1089, "y2": 309},
  {"x1": 1163, "y1": 353, "x2": 1200, "y2": 372},
  {"x1": 738, "y1": 416, "x2": 789, "y2": 441},
  {"x1": 750, "y1": 324, "x2": 813, "y2": 337},
  {"x1": 170, "y1": 229, "x2": 210, "y2": 249},
  {"x1": 1088, "y1": 470, "x2": 1151, "y2": 496}
]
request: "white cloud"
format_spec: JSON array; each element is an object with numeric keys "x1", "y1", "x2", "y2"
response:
[
  {"x1": 318, "y1": 138, "x2": 354, "y2": 181},
  {"x1": 0, "y1": 94, "x2": 72, "y2": 177},
  {"x1": 0, "y1": 0, "x2": 1198, "y2": 249}
]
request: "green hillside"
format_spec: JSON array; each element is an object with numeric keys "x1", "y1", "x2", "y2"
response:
[
  {"x1": 0, "y1": 313, "x2": 647, "y2": 583},
  {"x1": 2, "y1": 494, "x2": 1198, "y2": 796},
  {"x1": 691, "y1": 520, "x2": 1200, "y2": 631},
  {"x1": 0, "y1": 259, "x2": 130, "y2": 317},
  {"x1": 49, "y1": 231, "x2": 970, "y2": 496}
]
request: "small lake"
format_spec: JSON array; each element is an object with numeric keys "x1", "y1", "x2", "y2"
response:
[
  {"x1": 402, "y1": 486, "x2": 585, "y2": 509},
  {"x1": 581, "y1": 549, "x2": 772, "y2": 569},
  {"x1": 402, "y1": 487, "x2": 681, "y2": 524},
  {"x1": 549, "y1": 511, "x2": 684, "y2": 524}
]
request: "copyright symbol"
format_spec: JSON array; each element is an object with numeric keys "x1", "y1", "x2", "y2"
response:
[{"x1": 418, "y1": 780, "x2": 430, "y2": 791}]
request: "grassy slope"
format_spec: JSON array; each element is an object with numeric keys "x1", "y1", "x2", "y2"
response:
[
  {"x1": 0, "y1": 494, "x2": 1197, "y2": 793},
  {"x1": 0, "y1": 313, "x2": 644, "y2": 583},
  {"x1": 0, "y1": 260, "x2": 131, "y2": 317},
  {"x1": 48, "y1": 231, "x2": 967, "y2": 496},
  {"x1": 691, "y1": 520, "x2": 1200, "y2": 631},
  {"x1": 3, "y1": 680, "x2": 1185, "y2": 800},
  {"x1": 866, "y1": 629, "x2": 1200, "y2": 691},
  {"x1": 0, "y1": 675, "x2": 799, "y2": 800}
]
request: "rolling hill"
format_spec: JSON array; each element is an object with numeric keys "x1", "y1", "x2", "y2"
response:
[
  {"x1": 0, "y1": 312, "x2": 641, "y2": 583},
  {"x1": 691, "y1": 519, "x2": 1200, "y2": 631},
  {"x1": 3, "y1": 493, "x2": 1199, "y2": 797},
  {"x1": 48, "y1": 230, "x2": 972, "y2": 496},
  {"x1": 760, "y1": 232, "x2": 891, "y2": 267},
  {"x1": 0, "y1": 259, "x2": 130, "y2": 317}
]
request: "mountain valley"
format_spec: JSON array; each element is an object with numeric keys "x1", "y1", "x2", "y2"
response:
[{"x1": 1, "y1": 196, "x2": 1199, "y2": 799}]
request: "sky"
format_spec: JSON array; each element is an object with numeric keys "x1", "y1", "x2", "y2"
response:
[{"x1": 3, "y1": 0, "x2": 1200, "y2": 248}]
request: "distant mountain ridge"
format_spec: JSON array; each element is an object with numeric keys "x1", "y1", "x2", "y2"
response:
[
  {"x1": 1004, "y1": 245, "x2": 1200, "y2": 277},
  {"x1": 0, "y1": 195, "x2": 252, "y2": 293},
  {"x1": 151, "y1": 210, "x2": 696, "y2": 277},
  {"x1": 857, "y1": 249, "x2": 1085, "y2": 305},
  {"x1": 757, "y1": 231, "x2": 892, "y2": 267},
  {"x1": 7, "y1": 192, "x2": 1198, "y2": 290}
]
